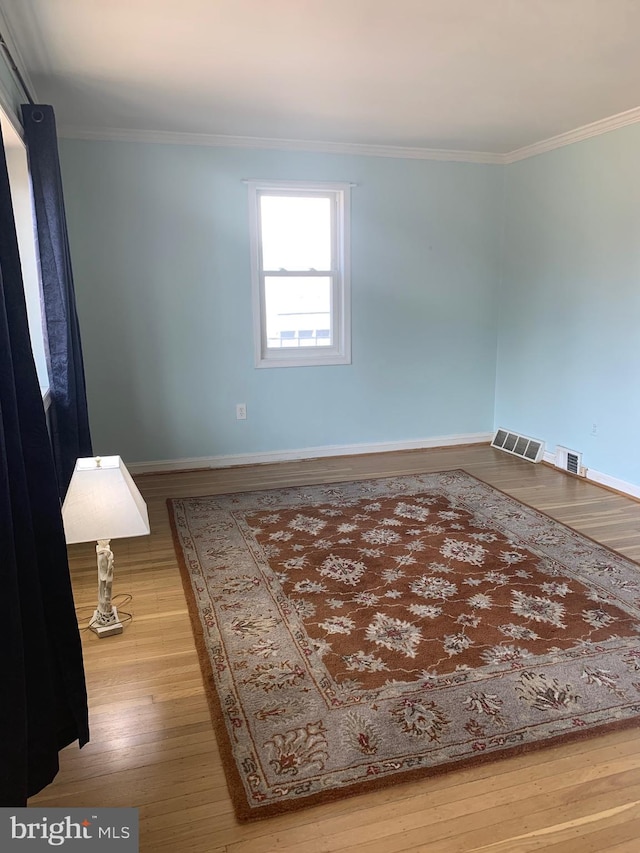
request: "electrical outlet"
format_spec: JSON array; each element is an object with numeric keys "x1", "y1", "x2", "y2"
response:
[
  {"x1": 591, "y1": 423, "x2": 598, "y2": 436},
  {"x1": 236, "y1": 403, "x2": 247, "y2": 420}
]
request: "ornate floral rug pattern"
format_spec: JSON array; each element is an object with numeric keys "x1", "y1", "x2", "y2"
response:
[{"x1": 168, "y1": 471, "x2": 640, "y2": 820}]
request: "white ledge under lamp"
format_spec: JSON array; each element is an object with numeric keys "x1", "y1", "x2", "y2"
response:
[{"x1": 62, "y1": 456, "x2": 150, "y2": 638}]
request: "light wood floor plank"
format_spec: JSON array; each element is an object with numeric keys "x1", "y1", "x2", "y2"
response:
[{"x1": 29, "y1": 446, "x2": 640, "y2": 852}]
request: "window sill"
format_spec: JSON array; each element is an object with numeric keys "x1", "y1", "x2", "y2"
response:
[{"x1": 256, "y1": 351, "x2": 351, "y2": 369}]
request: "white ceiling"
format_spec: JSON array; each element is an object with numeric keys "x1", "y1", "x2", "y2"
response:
[{"x1": 2, "y1": 0, "x2": 640, "y2": 155}]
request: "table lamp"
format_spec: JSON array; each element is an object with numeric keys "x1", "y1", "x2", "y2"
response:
[{"x1": 62, "y1": 456, "x2": 150, "y2": 637}]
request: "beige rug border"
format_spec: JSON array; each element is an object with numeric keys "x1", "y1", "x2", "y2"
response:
[{"x1": 167, "y1": 469, "x2": 640, "y2": 823}]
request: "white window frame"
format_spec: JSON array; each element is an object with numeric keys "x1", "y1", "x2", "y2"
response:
[
  {"x1": 248, "y1": 179, "x2": 351, "y2": 368},
  {"x1": 0, "y1": 105, "x2": 51, "y2": 403}
]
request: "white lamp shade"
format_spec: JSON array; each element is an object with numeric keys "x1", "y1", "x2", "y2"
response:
[{"x1": 62, "y1": 456, "x2": 150, "y2": 544}]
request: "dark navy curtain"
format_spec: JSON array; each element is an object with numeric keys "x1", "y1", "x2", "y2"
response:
[
  {"x1": 21, "y1": 104, "x2": 92, "y2": 497},
  {"x1": 0, "y1": 123, "x2": 89, "y2": 806}
]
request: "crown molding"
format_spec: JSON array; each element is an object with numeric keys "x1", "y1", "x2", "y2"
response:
[
  {"x1": 0, "y1": 6, "x2": 38, "y2": 106},
  {"x1": 57, "y1": 125, "x2": 504, "y2": 164},
  {"x1": 0, "y1": 71, "x2": 20, "y2": 135},
  {"x1": 504, "y1": 105, "x2": 640, "y2": 163},
  {"x1": 0, "y1": 12, "x2": 25, "y2": 131},
  {"x1": 58, "y1": 103, "x2": 640, "y2": 165}
]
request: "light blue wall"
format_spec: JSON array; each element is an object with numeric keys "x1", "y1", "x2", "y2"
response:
[
  {"x1": 496, "y1": 124, "x2": 640, "y2": 485},
  {"x1": 58, "y1": 140, "x2": 503, "y2": 464}
]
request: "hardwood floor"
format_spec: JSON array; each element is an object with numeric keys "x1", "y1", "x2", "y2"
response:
[{"x1": 30, "y1": 445, "x2": 640, "y2": 851}]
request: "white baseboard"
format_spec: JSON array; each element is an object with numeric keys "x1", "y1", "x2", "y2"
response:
[
  {"x1": 127, "y1": 432, "x2": 493, "y2": 475},
  {"x1": 585, "y1": 469, "x2": 640, "y2": 500},
  {"x1": 543, "y1": 450, "x2": 640, "y2": 500}
]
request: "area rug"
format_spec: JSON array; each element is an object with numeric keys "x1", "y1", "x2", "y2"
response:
[{"x1": 168, "y1": 470, "x2": 640, "y2": 821}]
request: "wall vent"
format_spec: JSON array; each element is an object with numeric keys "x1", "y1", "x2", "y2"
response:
[
  {"x1": 555, "y1": 446, "x2": 584, "y2": 475},
  {"x1": 491, "y1": 428, "x2": 545, "y2": 463}
]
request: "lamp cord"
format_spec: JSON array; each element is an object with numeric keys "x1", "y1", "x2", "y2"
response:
[{"x1": 75, "y1": 593, "x2": 133, "y2": 632}]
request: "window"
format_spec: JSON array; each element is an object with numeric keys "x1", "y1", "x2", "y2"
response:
[
  {"x1": 0, "y1": 106, "x2": 50, "y2": 399},
  {"x1": 248, "y1": 180, "x2": 351, "y2": 367}
]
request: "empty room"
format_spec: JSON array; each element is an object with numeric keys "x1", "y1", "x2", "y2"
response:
[{"x1": 2, "y1": 2, "x2": 640, "y2": 851}]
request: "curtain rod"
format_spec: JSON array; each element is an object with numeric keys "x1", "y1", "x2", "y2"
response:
[{"x1": 0, "y1": 30, "x2": 35, "y2": 105}]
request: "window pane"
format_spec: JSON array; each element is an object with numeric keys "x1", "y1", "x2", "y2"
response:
[
  {"x1": 264, "y1": 276, "x2": 332, "y2": 349},
  {"x1": 260, "y1": 195, "x2": 331, "y2": 271},
  {"x1": 0, "y1": 107, "x2": 50, "y2": 394}
]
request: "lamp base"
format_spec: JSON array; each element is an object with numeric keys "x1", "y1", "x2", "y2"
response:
[{"x1": 90, "y1": 606, "x2": 123, "y2": 638}]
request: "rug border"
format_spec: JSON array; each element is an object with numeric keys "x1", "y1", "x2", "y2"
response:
[{"x1": 167, "y1": 468, "x2": 640, "y2": 823}]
